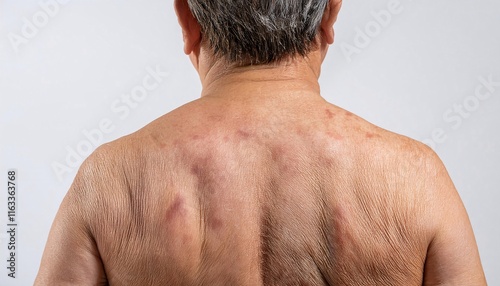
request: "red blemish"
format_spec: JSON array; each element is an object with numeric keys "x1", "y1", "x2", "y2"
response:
[
  {"x1": 208, "y1": 216, "x2": 223, "y2": 230},
  {"x1": 327, "y1": 131, "x2": 343, "y2": 141},
  {"x1": 192, "y1": 135, "x2": 201, "y2": 140},
  {"x1": 165, "y1": 195, "x2": 185, "y2": 222},
  {"x1": 325, "y1": 109, "x2": 334, "y2": 119},
  {"x1": 190, "y1": 156, "x2": 210, "y2": 177},
  {"x1": 345, "y1": 111, "x2": 353, "y2": 117},
  {"x1": 366, "y1": 132, "x2": 379, "y2": 139},
  {"x1": 322, "y1": 156, "x2": 335, "y2": 166},
  {"x1": 332, "y1": 206, "x2": 350, "y2": 247},
  {"x1": 191, "y1": 165, "x2": 201, "y2": 175},
  {"x1": 237, "y1": 130, "x2": 251, "y2": 139}
]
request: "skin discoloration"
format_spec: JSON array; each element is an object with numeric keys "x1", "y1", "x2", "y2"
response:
[
  {"x1": 237, "y1": 130, "x2": 251, "y2": 140},
  {"x1": 35, "y1": 0, "x2": 486, "y2": 284},
  {"x1": 150, "y1": 132, "x2": 168, "y2": 149},
  {"x1": 207, "y1": 216, "x2": 223, "y2": 230},
  {"x1": 191, "y1": 164, "x2": 201, "y2": 176},
  {"x1": 330, "y1": 204, "x2": 349, "y2": 248},
  {"x1": 166, "y1": 194, "x2": 187, "y2": 222},
  {"x1": 325, "y1": 109, "x2": 334, "y2": 119},
  {"x1": 35, "y1": 97, "x2": 487, "y2": 286},
  {"x1": 270, "y1": 145, "x2": 286, "y2": 162},
  {"x1": 326, "y1": 131, "x2": 343, "y2": 141}
]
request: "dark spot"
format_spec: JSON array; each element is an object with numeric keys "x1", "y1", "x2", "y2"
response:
[
  {"x1": 191, "y1": 165, "x2": 201, "y2": 176},
  {"x1": 322, "y1": 156, "x2": 335, "y2": 167},
  {"x1": 332, "y1": 206, "x2": 349, "y2": 248},
  {"x1": 237, "y1": 130, "x2": 251, "y2": 139},
  {"x1": 208, "y1": 216, "x2": 223, "y2": 230},
  {"x1": 165, "y1": 195, "x2": 185, "y2": 222},
  {"x1": 271, "y1": 146, "x2": 286, "y2": 161},
  {"x1": 192, "y1": 135, "x2": 201, "y2": 140},
  {"x1": 345, "y1": 111, "x2": 353, "y2": 117},
  {"x1": 325, "y1": 109, "x2": 334, "y2": 119},
  {"x1": 150, "y1": 133, "x2": 167, "y2": 149}
]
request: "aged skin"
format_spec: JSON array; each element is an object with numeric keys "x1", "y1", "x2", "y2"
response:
[{"x1": 36, "y1": 0, "x2": 486, "y2": 285}]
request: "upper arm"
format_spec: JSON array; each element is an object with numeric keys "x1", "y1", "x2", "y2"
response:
[
  {"x1": 422, "y1": 150, "x2": 486, "y2": 286},
  {"x1": 35, "y1": 152, "x2": 109, "y2": 285}
]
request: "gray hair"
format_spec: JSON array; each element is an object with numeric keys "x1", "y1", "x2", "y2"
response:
[{"x1": 187, "y1": 0, "x2": 329, "y2": 66}]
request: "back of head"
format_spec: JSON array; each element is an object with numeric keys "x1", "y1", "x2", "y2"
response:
[{"x1": 187, "y1": 0, "x2": 329, "y2": 66}]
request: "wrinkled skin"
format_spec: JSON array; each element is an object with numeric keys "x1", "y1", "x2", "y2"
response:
[
  {"x1": 35, "y1": 0, "x2": 486, "y2": 285},
  {"x1": 35, "y1": 96, "x2": 486, "y2": 285}
]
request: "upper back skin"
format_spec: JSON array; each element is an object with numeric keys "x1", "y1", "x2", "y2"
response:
[{"x1": 86, "y1": 94, "x2": 435, "y2": 285}]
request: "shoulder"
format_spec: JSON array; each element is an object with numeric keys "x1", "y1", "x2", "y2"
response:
[
  {"x1": 74, "y1": 140, "x2": 129, "y2": 191},
  {"x1": 345, "y1": 117, "x2": 441, "y2": 178},
  {"x1": 69, "y1": 131, "x2": 152, "y2": 208},
  {"x1": 66, "y1": 131, "x2": 162, "y2": 239},
  {"x1": 66, "y1": 142, "x2": 127, "y2": 223},
  {"x1": 375, "y1": 129, "x2": 451, "y2": 191},
  {"x1": 347, "y1": 120, "x2": 451, "y2": 216},
  {"x1": 363, "y1": 125, "x2": 463, "y2": 232},
  {"x1": 72, "y1": 122, "x2": 180, "y2": 197},
  {"x1": 77, "y1": 127, "x2": 157, "y2": 180}
]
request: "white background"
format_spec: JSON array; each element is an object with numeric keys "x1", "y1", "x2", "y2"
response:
[{"x1": 0, "y1": 0, "x2": 499, "y2": 285}]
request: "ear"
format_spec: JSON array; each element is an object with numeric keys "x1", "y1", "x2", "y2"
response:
[
  {"x1": 174, "y1": 0, "x2": 202, "y2": 55},
  {"x1": 321, "y1": 0, "x2": 342, "y2": 45}
]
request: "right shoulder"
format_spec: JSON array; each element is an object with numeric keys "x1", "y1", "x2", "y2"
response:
[
  {"x1": 76, "y1": 129, "x2": 152, "y2": 181},
  {"x1": 73, "y1": 140, "x2": 128, "y2": 192},
  {"x1": 68, "y1": 135, "x2": 144, "y2": 215},
  {"x1": 72, "y1": 126, "x2": 173, "y2": 200}
]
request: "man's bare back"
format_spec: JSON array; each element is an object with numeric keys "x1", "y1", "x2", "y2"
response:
[
  {"x1": 36, "y1": 0, "x2": 486, "y2": 284},
  {"x1": 36, "y1": 92, "x2": 485, "y2": 285}
]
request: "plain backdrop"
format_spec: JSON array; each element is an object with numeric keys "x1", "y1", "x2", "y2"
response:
[{"x1": 0, "y1": 0, "x2": 499, "y2": 285}]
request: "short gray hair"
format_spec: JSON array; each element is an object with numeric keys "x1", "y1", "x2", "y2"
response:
[{"x1": 187, "y1": 0, "x2": 329, "y2": 66}]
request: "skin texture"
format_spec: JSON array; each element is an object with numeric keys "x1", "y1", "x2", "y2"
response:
[{"x1": 35, "y1": 0, "x2": 487, "y2": 285}]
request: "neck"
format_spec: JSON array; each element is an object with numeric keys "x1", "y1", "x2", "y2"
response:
[{"x1": 197, "y1": 51, "x2": 324, "y2": 100}]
